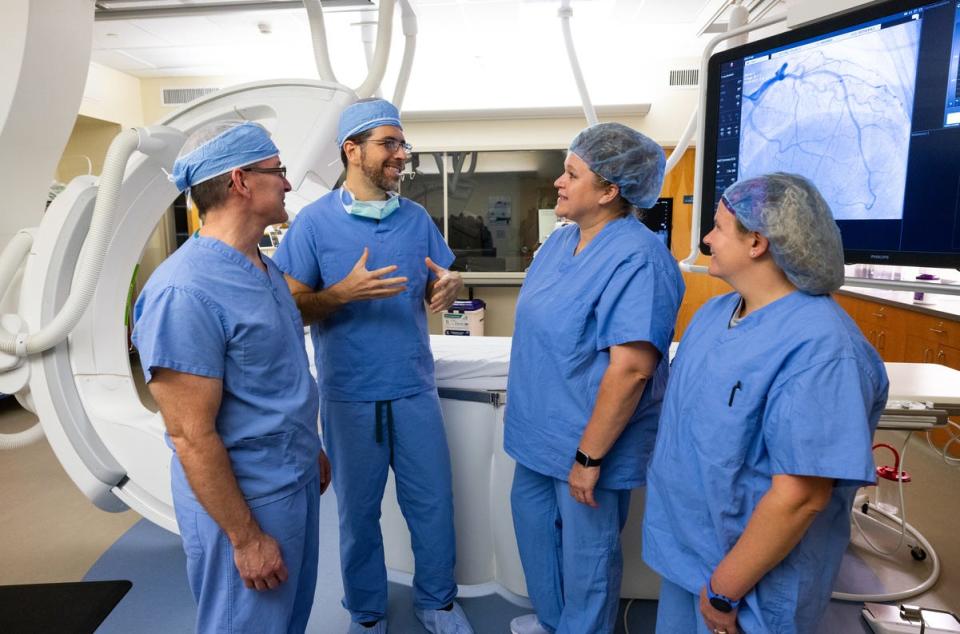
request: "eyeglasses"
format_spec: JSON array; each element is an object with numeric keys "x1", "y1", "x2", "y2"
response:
[
  {"x1": 242, "y1": 166, "x2": 287, "y2": 178},
  {"x1": 365, "y1": 138, "x2": 413, "y2": 154}
]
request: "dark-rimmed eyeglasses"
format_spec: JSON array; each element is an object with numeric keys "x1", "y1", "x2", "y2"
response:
[
  {"x1": 242, "y1": 166, "x2": 287, "y2": 178},
  {"x1": 365, "y1": 138, "x2": 413, "y2": 154}
]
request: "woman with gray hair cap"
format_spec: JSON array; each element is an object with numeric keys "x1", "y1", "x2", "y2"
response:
[
  {"x1": 642, "y1": 173, "x2": 889, "y2": 634},
  {"x1": 504, "y1": 122, "x2": 685, "y2": 634}
]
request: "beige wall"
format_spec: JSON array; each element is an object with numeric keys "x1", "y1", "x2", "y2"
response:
[
  {"x1": 55, "y1": 115, "x2": 121, "y2": 183},
  {"x1": 79, "y1": 62, "x2": 143, "y2": 129}
]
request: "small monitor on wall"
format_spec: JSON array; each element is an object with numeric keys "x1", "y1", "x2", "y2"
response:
[
  {"x1": 641, "y1": 198, "x2": 673, "y2": 250},
  {"x1": 700, "y1": 0, "x2": 960, "y2": 267}
]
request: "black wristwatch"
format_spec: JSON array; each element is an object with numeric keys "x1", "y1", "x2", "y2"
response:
[
  {"x1": 575, "y1": 448, "x2": 602, "y2": 468},
  {"x1": 707, "y1": 580, "x2": 741, "y2": 613}
]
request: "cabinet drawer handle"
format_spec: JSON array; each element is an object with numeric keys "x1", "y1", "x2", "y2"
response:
[
  {"x1": 871, "y1": 312, "x2": 886, "y2": 319},
  {"x1": 877, "y1": 332, "x2": 886, "y2": 350},
  {"x1": 937, "y1": 350, "x2": 946, "y2": 363},
  {"x1": 924, "y1": 348, "x2": 933, "y2": 363},
  {"x1": 929, "y1": 328, "x2": 947, "y2": 335}
]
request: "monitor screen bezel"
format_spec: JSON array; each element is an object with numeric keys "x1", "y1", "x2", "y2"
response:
[{"x1": 699, "y1": 0, "x2": 960, "y2": 268}]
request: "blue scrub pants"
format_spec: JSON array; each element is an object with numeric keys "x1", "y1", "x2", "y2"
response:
[
  {"x1": 656, "y1": 578, "x2": 771, "y2": 634},
  {"x1": 322, "y1": 389, "x2": 457, "y2": 624},
  {"x1": 511, "y1": 463, "x2": 631, "y2": 634},
  {"x1": 174, "y1": 475, "x2": 321, "y2": 634}
]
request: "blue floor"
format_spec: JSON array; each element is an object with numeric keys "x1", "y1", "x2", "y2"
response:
[{"x1": 84, "y1": 489, "x2": 876, "y2": 633}]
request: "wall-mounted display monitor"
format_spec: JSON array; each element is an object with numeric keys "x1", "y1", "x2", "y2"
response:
[{"x1": 700, "y1": 0, "x2": 960, "y2": 267}]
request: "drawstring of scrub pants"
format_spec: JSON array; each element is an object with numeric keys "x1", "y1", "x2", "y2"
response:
[{"x1": 375, "y1": 400, "x2": 395, "y2": 463}]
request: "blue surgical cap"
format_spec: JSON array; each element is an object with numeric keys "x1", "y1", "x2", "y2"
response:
[
  {"x1": 721, "y1": 173, "x2": 845, "y2": 295},
  {"x1": 170, "y1": 121, "x2": 279, "y2": 192},
  {"x1": 569, "y1": 122, "x2": 665, "y2": 209},
  {"x1": 337, "y1": 98, "x2": 402, "y2": 147}
]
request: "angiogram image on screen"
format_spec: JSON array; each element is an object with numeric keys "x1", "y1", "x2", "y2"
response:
[{"x1": 738, "y1": 18, "x2": 922, "y2": 221}]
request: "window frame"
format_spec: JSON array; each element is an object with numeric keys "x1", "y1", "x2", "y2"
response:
[{"x1": 406, "y1": 145, "x2": 568, "y2": 286}]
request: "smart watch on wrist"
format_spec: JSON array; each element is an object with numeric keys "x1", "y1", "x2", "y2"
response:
[
  {"x1": 575, "y1": 448, "x2": 602, "y2": 468},
  {"x1": 707, "y1": 580, "x2": 741, "y2": 613}
]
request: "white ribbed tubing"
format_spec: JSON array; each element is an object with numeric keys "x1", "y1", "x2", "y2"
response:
[{"x1": 0, "y1": 128, "x2": 140, "y2": 356}]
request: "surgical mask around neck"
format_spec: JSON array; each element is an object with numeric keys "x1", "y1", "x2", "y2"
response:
[{"x1": 341, "y1": 187, "x2": 400, "y2": 220}]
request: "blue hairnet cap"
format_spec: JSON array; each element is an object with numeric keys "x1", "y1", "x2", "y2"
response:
[
  {"x1": 569, "y1": 122, "x2": 665, "y2": 209},
  {"x1": 170, "y1": 121, "x2": 278, "y2": 192},
  {"x1": 337, "y1": 98, "x2": 402, "y2": 147},
  {"x1": 721, "y1": 173, "x2": 845, "y2": 295}
]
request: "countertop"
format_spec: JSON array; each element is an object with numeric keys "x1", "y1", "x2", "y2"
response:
[{"x1": 837, "y1": 285, "x2": 960, "y2": 322}]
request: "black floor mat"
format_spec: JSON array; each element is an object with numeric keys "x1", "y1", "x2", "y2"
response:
[{"x1": 0, "y1": 580, "x2": 132, "y2": 634}]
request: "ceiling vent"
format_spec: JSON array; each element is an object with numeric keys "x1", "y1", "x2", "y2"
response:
[
  {"x1": 162, "y1": 87, "x2": 220, "y2": 106},
  {"x1": 669, "y1": 69, "x2": 699, "y2": 88}
]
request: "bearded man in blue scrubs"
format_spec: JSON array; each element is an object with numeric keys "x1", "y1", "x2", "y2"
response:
[
  {"x1": 273, "y1": 98, "x2": 473, "y2": 634},
  {"x1": 643, "y1": 173, "x2": 889, "y2": 634},
  {"x1": 132, "y1": 120, "x2": 331, "y2": 633}
]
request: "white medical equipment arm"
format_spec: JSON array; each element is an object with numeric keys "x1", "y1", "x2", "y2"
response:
[
  {"x1": 392, "y1": 0, "x2": 419, "y2": 110},
  {"x1": 305, "y1": 0, "x2": 406, "y2": 101},
  {"x1": 0, "y1": 129, "x2": 142, "y2": 360},
  {"x1": 558, "y1": 0, "x2": 599, "y2": 127}
]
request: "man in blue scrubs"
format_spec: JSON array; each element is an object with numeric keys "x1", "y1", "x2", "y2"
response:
[
  {"x1": 274, "y1": 99, "x2": 473, "y2": 634},
  {"x1": 133, "y1": 120, "x2": 330, "y2": 633},
  {"x1": 643, "y1": 173, "x2": 889, "y2": 634}
]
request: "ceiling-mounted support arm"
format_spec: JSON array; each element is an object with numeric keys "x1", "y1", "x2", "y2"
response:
[
  {"x1": 558, "y1": 0, "x2": 598, "y2": 127},
  {"x1": 304, "y1": 0, "x2": 404, "y2": 101},
  {"x1": 392, "y1": 0, "x2": 418, "y2": 110}
]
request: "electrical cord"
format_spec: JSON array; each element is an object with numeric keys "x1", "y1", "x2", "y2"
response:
[
  {"x1": 925, "y1": 420, "x2": 960, "y2": 467},
  {"x1": 623, "y1": 598, "x2": 635, "y2": 634}
]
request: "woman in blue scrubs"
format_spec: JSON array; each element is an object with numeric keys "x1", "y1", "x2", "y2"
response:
[
  {"x1": 505, "y1": 123, "x2": 685, "y2": 634},
  {"x1": 643, "y1": 173, "x2": 889, "y2": 634}
]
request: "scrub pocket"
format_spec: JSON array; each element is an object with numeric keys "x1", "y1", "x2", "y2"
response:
[
  {"x1": 689, "y1": 377, "x2": 765, "y2": 469},
  {"x1": 230, "y1": 431, "x2": 295, "y2": 501}
]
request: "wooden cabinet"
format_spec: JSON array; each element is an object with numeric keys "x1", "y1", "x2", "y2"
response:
[
  {"x1": 833, "y1": 293, "x2": 911, "y2": 362},
  {"x1": 856, "y1": 302, "x2": 908, "y2": 362},
  {"x1": 838, "y1": 292, "x2": 960, "y2": 458}
]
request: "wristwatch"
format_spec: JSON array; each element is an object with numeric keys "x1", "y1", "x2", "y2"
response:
[
  {"x1": 706, "y1": 580, "x2": 741, "y2": 613},
  {"x1": 575, "y1": 448, "x2": 602, "y2": 468}
]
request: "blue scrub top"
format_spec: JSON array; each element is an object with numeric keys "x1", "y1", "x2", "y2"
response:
[
  {"x1": 132, "y1": 236, "x2": 322, "y2": 511},
  {"x1": 273, "y1": 189, "x2": 454, "y2": 402},
  {"x1": 643, "y1": 291, "x2": 888, "y2": 631},
  {"x1": 504, "y1": 215, "x2": 685, "y2": 490}
]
